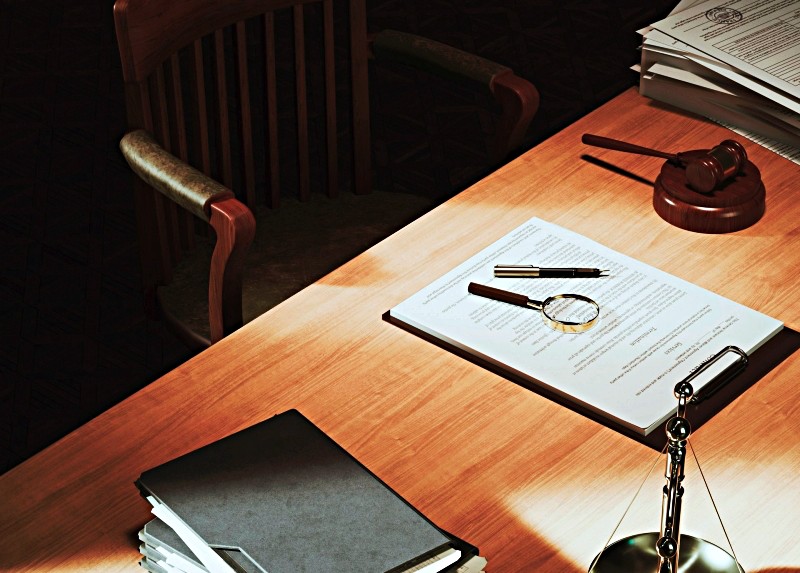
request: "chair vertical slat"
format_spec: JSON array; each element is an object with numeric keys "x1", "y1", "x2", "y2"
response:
[
  {"x1": 235, "y1": 21, "x2": 256, "y2": 206},
  {"x1": 293, "y1": 4, "x2": 310, "y2": 201},
  {"x1": 154, "y1": 66, "x2": 172, "y2": 150},
  {"x1": 349, "y1": 0, "x2": 370, "y2": 194},
  {"x1": 139, "y1": 80, "x2": 174, "y2": 284},
  {"x1": 193, "y1": 39, "x2": 212, "y2": 176},
  {"x1": 264, "y1": 13, "x2": 280, "y2": 208},
  {"x1": 138, "y1": 82, "x2": 155, "y2": 133},
  {"x1": 133, "y1": 81, "x2": 173, "y2": 286},
  {"x1": 214, "y1": 29, "x2": 233, "y2": 188},
  {"x1": 169, "y1": 53, "x2": 189, "y2": 161},
  {"x1": 154, "y1": 67, "x2": 183, "y2": 265},
  {"x1": 169, "y1": 52, "x2": 196, "y2": 251},
  {"x1": 322, "y1": 0, "x2": 338, "y2": 198}
]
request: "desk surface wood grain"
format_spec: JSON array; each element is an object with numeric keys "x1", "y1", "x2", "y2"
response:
[{"x1": 3, "y1": 88, "x2": 799, "y2": 572}]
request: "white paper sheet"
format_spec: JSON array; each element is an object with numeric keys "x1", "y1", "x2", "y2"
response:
[
  {"x1": 389, "y1": 218, "x2": 783, "y2": 434},
  {"x1": 651, "y1": 0, "x2": 800, "y2": 101}
]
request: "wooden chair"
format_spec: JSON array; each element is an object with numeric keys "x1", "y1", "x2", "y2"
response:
[{"x1": 113, "y1": 0, "x2": 539, "y2": 349}]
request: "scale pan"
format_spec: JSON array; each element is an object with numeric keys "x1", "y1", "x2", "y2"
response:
[{"x1": 588, "y1": 532, "x2": 742, "y2": 572}]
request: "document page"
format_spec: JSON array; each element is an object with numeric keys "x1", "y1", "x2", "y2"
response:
[
  {"x1": 642, "y1": 26, "x2": 800, "y2": 115},
  {"x1": 389, "y1": 218, "x2": 783, "y2": 434},
  {"x1": 650, "y1": 0, "x2": 800, "y2": 101}
]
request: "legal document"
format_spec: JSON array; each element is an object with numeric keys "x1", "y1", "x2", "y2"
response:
[
  {"x1": 388, "y1": 218, "x2": 783, "y2": 435},
  {"x1": 651, "y1": 0, "x2": 800, "y2": 100}
]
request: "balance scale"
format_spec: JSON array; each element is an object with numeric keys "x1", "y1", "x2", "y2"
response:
[{"x1": 589, "y1": 347, "x2": 747, "y2": 573}]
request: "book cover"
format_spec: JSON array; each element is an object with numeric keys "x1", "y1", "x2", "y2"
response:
[{"x1": 136, "y1": 410, "x2": 477, "y2": 573}]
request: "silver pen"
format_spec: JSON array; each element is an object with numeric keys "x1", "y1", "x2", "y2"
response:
[{"x1": 494, "y1": 265, "x2": 609, "y2": 278}]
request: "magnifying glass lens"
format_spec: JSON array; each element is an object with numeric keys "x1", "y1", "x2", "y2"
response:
[{"x1": 541, "y1": 294, "x2": 600, "y2": 333}]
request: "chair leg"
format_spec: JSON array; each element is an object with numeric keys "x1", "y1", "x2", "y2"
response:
[{"x1": 208, "y1": 197, "x2": 257, "y2": 343}]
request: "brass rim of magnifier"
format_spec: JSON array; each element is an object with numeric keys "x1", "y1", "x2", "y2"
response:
[{"x1": 541, "y1": 293, "x2": 600, "y2": 333}]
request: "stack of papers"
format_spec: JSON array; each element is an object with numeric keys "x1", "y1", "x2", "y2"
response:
[
  {"x1": 387, "y1": 218, "x2": 783, "y2": 438},
  {"x1": 137, "y1": 518, "x2": 489, "y2": 573},
  {"x1": 636, "y1": 0, "x2": 800, "y2": 155}
]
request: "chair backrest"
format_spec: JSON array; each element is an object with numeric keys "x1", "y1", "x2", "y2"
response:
[
  {"x1": 114, "y1": 0, "x2": 371, "y2": 291},
  {"x1": 115, "y1": 0, "x2": 370, "y2": 203}
]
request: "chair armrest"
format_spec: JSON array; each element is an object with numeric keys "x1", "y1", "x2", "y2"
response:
[
  {"x1": 119, "y1": 129, "x2": 234, "y2": 221},
  {"x1": 120, "y1": 129, "x2": 255, "y2": 344},
  {"x1": 370, "y1": 29, "x2": 539, "y2": 159},
  {"x1": 371, "y1": 29, "x2": 510, "y2": 92}
]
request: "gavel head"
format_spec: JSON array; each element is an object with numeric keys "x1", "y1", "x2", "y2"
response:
[{"x1": 684, "y1": 140, "x2": 748, "y2": 193}]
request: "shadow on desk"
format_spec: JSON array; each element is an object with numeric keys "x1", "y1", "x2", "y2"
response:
[
  {"x1": 580, "y1": 154, "x2": 656, "y2": 188},
  {"x1": 117, "y1": 516, "x2": 800, "y2": 573},
  {"x1": 385, "y1": 305, "x2": 800, "y2": 451}
]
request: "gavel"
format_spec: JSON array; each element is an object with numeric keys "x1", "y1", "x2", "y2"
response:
[{"x1": 582, "y1": 134, "x2": 747, "y2": 193}]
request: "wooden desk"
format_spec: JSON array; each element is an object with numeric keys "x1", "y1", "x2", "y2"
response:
[{"x1": 3, "y1": 88, "x2": 799, "y2": 572}]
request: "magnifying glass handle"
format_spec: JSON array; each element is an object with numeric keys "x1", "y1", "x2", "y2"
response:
[{"x1": 468, "y1": 282, "x2": 536, "y2": 308}]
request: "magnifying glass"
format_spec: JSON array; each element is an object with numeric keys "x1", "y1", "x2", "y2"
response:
[{"x1": 468, "y1": 282, "x2": 600, "y2": 333}]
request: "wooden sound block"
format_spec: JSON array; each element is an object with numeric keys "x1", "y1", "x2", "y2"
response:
[{"x1": 653, "y1": 150, "x2": 765, "y2": 234}]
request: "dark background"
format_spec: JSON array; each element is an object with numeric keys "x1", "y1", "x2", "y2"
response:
[{"x1": 0, "y1": 0, "x2": 675, "y2": 473}]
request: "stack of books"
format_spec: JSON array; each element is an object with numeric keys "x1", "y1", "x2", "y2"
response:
[
  {"x1": 636, "y1": 0, "x2": 800, "y2": 158},
  {"x1": 135, "y1": 410, "x2": 487, "y2": 573}
]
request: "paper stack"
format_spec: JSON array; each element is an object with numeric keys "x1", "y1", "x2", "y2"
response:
[
  {"x1": 386, "y1": 217, "x2": 783, "y2": 442},
  {"x1": 135, "y1": 410, "x2": 487, "y2": 573},
  {"x1": 636, "y1": 0, "x2": 800, "y2": 154},
  {"x1": 137, "y1": 518, "x2": 489, "y2": 573}
]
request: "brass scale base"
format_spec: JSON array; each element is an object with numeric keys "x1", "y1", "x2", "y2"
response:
[{"x1": 589, "y1": 532, "x2": 742, "y2": 572}]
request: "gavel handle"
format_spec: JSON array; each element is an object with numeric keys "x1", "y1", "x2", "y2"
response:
[{"x1": 582, "y1": 134, "x2": 683, "y2": 163}]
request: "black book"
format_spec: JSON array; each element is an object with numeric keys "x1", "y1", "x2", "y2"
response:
[
  {"x1": 137, "y1": 518, "x2": 488, "y2": 573},
  {"x1": 136, "y1": 410, "x2": 481, "y2": 573}
]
